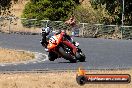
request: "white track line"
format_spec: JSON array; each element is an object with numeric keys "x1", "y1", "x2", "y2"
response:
[
  {"x1": 33, "y1": 62, "x2": 37, "y2": 63},
  {"x1": 0, "y1": 64, "x2": 5, "y2": 67}
]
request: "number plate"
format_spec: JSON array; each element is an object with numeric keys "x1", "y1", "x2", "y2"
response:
[{"x1": 49, "y1": 36, "x2": 57, "y2": 43}]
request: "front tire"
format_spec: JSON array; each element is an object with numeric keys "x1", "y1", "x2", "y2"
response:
[{"x1": 48, "y1": 52, "x2": 58, "y2": 61}]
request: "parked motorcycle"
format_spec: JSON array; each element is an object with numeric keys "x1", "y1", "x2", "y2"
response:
[{"x1": 47, "y1": 31, "x2": 85, "y2": 63}]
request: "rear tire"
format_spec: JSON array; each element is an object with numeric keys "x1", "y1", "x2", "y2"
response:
[
  {"x1": 58, "y1": 47, "x2": 77, "y2": 63},
  {"x1": 69, "y1": 57, "x2": 77, "y2": 63},
  {"x1": 76, "y1": 52, "x2": 86, "y2": 62},
  {"x1": 79, "y1": 53, "x2": 86, "y2": 62}
]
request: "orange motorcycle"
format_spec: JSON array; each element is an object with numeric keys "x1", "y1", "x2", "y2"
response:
[{"x1": 47, "y1": 31, "x2": 85, "y2": 63}]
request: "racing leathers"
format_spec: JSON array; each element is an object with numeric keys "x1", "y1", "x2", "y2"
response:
[{"x1": 40, "y1": 30, "x2": 77, "y2": 51}]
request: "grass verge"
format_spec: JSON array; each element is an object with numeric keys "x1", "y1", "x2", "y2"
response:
[
  {"x1": 0, "y1": 48, "x2": 35, "y2": 63},
  {"x1": 0, "y1": 69, "x2": 131, "y2": 88}
]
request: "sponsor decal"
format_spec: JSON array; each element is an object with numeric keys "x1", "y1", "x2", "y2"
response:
[{"x1": 76, "y1": 67, "x2": 131, "y2": 85}]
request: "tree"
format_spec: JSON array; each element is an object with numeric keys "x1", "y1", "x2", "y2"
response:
[
  {"x1": 90, "y1": 0, "x2": 132, "y2": 25},
  {"x1": 73, "y1": 0, "x2": 80, "y2": 4},
  {"x1": 0, "y1": 0, "x2": 18, "y2": 15},
  {"x1": 22, "y1": 0, "x2": 76, "y2": 21}
]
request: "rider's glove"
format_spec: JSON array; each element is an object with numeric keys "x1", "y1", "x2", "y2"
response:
[
  {"x1": 75, "y1": 42, "x2": 79, "y2": 47},
  {"x1": 45, "y1": 48, "x2": 49, "y2": 52},
  {"x1": 40, "y1": 40, "x2": 42, "y2": 44}
]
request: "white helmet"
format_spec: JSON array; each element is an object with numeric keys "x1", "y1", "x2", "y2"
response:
[{"x1": 42, "y1": 27, "x2": 51, "y2": 34}]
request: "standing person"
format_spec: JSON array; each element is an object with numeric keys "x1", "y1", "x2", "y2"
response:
[
  {"x1": 65, "y1": 15, "x2": 76, "y2": 27},
  {"x1": 65, "y1": 15, "x2": 77, "y2": 36}
]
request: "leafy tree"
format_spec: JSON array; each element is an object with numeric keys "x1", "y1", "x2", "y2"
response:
[
  {"x1": 73, "y1": 5, "x2": 110, "y2": 24},
  {"x1": 73, "y1": 0, "x2": 80, "y2": 4},
  {"x1": 0, "y1": 0, "x2": 18, "y2": 15},
  {"x1": 90, "y1": 0, "x2": 132, "y2": 25},
  {"x1": 22, "y1": 0, "x2": 76, "y2": 21}
]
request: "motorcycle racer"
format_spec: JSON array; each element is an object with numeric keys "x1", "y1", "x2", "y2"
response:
[
  {"x1": 40, "y1": 27, "x2": 79, "y2": 52},
  {"x1": 40, "y1": 26, "x2": 85, "y2": 62}
]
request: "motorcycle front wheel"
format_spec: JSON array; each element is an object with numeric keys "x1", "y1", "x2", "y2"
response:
[{"x1": 48, "y1": 52, "x2": 58, "y2": 61}]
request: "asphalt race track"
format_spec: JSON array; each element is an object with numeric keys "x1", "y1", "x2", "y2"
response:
[{"x1": 0, "y1": 33, "x2": 132, "y2": 71}]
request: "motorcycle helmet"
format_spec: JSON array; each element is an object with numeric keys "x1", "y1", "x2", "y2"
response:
[{"x1": 42, "y1": 27, "x2": 51, "y2": 35}]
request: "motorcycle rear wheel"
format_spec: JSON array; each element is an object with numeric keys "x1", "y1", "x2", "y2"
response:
[{"x1": 76, "y1": 52, "x2": 85, "y2": 62}]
